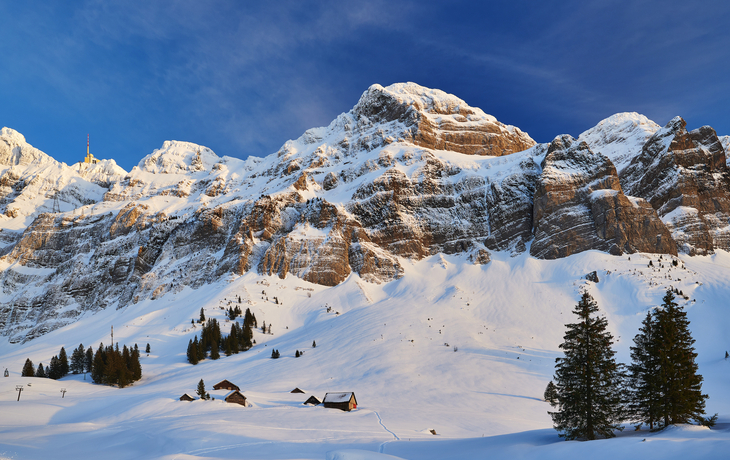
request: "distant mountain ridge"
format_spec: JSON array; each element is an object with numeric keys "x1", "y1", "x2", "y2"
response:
[{"x1": 1, "y1": 82, "x2": 729, "y2": 342}]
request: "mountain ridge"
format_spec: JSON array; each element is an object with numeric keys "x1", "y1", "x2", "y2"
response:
[{"x1": 1, "y1": 82, "x2": 729, "y2": 342}]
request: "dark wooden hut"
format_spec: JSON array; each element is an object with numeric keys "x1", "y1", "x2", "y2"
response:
[
  {"x1": 224, "y1": 390, "x2": 247, "y2": 406},
  {"x1": 323, "y1": 392, "x2": 357, "y2": 411},
  {"x1": 213, "y1": 379, "x2": 240, "y2": 391},
  {"x1": 304, "y1": 395, "x2": 321, "y2": 406},
  {"x1": 290, "y1": 387, "x2": 305, "y2": 394},
  {"x1": 179, "y1": 393, "x2": 195, "y2": 401}
]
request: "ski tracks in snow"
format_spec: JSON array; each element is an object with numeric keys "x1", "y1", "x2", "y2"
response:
[{"x1": 374, "y1": 410, "x2": 399, "y2": 453}]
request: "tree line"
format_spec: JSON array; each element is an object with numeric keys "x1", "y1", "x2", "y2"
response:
[
  {"x1": 21, "y1": 342, "x2": 143, "y2": 388},
  {"x1": 546, "y1": 289, "x2": 713, "y2": 441},
  {"x1": 186, "y1": 307, "x2": 257, "y2": 364}
]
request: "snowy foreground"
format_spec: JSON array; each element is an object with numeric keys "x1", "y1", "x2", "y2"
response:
[{"x1": 1, "y1": 250, "x2": 729, "y2": 459}]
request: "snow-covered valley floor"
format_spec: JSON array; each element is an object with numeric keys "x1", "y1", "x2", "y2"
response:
[{"x1": 1, "y1": 250, "x2": 729, "y2": 459}]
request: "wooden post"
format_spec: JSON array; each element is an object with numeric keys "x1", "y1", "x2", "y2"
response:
[
  {"x1": 60, "y1": 388, "x2": 67, "y2": 398},
  {"x1": 16, "y1": 385, "x2": 23, "y2": 401}
]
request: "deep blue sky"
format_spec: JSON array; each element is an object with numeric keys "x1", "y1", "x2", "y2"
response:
[{"x1": 2, "y1": 1, "x2": 730, "y2": 171}]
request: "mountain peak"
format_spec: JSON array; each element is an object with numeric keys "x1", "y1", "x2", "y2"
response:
[
  {"x1": 0, "y1": 126, "x2": 56, "y2": 167},
  {"x1": 348, "y1": 82, "x2": 536, "y2": 156},
  {"x1": 359, "y1": 82, "x2": 497, "y2": 121},
  {"x1": 1, "y1": 126, "x2": 27, "y2": 144},
  {"x1": 136, "y1": 140, "x2": 220, "y2": 174},
  {"x1": 579, "y1": 112, "x2": 661, "y2": 173}
]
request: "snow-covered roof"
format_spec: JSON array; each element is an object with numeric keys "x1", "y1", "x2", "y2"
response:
[
  {"x1": 304, "y1": 395, "x2": 322, "y2": 405},
  {"x1": 213, "y1": 379, "x2": 240, "y2": 390},
  {"x1": 323, "y1": 392, "x2": 355, "y2": 404},
  {"x1": 224, "y1": 390, "x2": 245, "y2": 400}
]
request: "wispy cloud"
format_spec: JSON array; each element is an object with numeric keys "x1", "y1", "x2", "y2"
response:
[{"x1": 2, "y1": 0, "x2": 730, "y2": 168}]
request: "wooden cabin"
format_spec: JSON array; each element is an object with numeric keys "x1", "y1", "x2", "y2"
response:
[
  {"x1": 213, "y1": 379, "x2": 240, "y2": 391},
  {"x1": 304, "y1": 395, "x2": 321, "y2": 406},
  {"x1": 179, "y1": 393, "x2": 195, "y2": 401},
  {"x1": 323, "y1": 392, "x2": 357, "y2": 411},
  {"x1": 290, "y1": 387, "x2": 305, "y2": 394},
  {"x1": 224, "y1": 390, "x2": 247, "y2": 407}
]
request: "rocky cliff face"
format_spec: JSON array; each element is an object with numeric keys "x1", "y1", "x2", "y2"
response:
[
  {"x1": 0, "y1": 85, "x2": 728, "y2": 342},
  {"x1": 352, "y1": 83, "x2": 536, "y2": 156},
  {"x1": 622, "y1": 117, "x2": 730, "y2": 255},
  {"x1": 531, "y1": 135, "x2": 675, "y2": 259}
]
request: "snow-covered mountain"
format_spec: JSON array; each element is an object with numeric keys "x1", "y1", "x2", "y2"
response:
[
  {"x1": 0, "y1": 128, "x2": 123, "y2": 232},
  {"x1": 578, "y1": 112, "x2": 661, "y2": 174},
  {"x1": 1, "y1": 83, "x2": 730, "y2": 460},
  {"x1": 0, "y1": 82, "x2": 729, "y2": 344}
]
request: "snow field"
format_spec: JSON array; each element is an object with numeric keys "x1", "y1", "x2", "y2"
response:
[{"x1": 1, "y1": 250, "x2": 729, "y2": 459}]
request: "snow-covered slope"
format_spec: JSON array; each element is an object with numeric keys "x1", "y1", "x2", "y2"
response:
[
  {"x1": 579, "y1": 112, "x2": 660, "y2": 174},
  {"x1": 1, "y1": 249, "x2": 729, "y2": 460},
  {"x1": 2, "y1": 82, "x2": 730, "y2": 459}
]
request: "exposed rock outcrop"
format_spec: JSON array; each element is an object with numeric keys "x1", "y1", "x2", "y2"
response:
[
  {"x1": 531, "y1": 135, "x2": 675, "y2": 258},
  {"x1": 622, "y1": 117, "x2": 730, "y2": 254},
  {"x1": 353, "y1": 83, "x2": 536, "y2": 156}
]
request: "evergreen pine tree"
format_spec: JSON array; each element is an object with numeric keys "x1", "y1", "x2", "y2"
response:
[
  {"x1": 549, "y1": 292, "x2": 625, "y2": 440},
  {"x1": 241, "y1": 321, "x2": 253, "y2": 351},
  {"x1": 58, "y1": 346, "x2": 69, "y2": 377},
  {"x1": 544, "y1": 381, "x2": 558, "y2": 406},
  {"x1": 210, "y1": 340, "x2": 220, "y2": 360},
  {"x1": 224, "y1": 336, "x2": 233, "y2": 356},
  {"x1": 22, "y1": 358, "x2": 35, "y2": 377},
  {"x1": 70, "y1": 344, "x2": 85, "y2": 374},
  {"x1": 196, "y1": 335, "x2": 205, "y2": 361},
  {"x1": 199, "y1": 308, "x2": 205, "y2": 322},
  {"x1": 230, "y1": 323, "x2": 239, "y2": 354},
  {"x1": 196, "y1": 379, "x2": 207, "y2": 400},
  {"x1": 130, "y1": 345, "x2": 142, "y2": 381},
  {"x1": 627, "y1": 311, "x2": 662, "y2": 429},
  {"x1": 91, "y1": 343, "x2": 106, "y2": 384},
  {"x1": 36, "y1": 362, "x2": 46, "y2": 378},
  {"x1": 48, "y1": 355, "x2": 62, "y2": 380},
  {"x1": 118, "y1": 345, "x2": 132, "y2": 388},
  {"x1": 187, "y1": 339, "x2": 199, "y2": 364},
  {"x1": 243, "y1": 308, "x2": 253, "y2": 329},
  {"x1": 85, "y1": 346, "x2": 94, "y2": 374},
  {"x1": 312, "y1": 340, "x2": 316, "y2": 348},
  {"x1": 145, "y1": 343, "x2": 151, "y2": 354},
  {"x1": 654, "y1": 290, "x2": 708, "y2": 426},
  {"x1": 104, "y1": 344, "x2": 119, "y2": 385}
]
